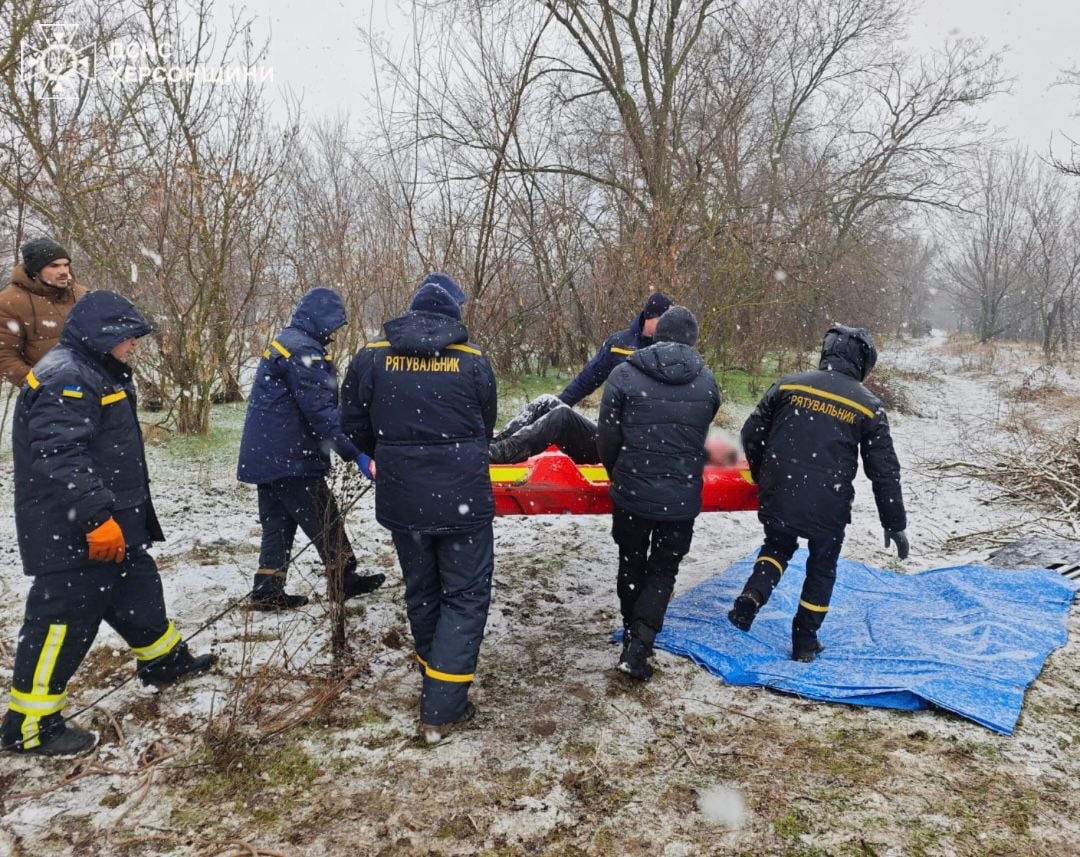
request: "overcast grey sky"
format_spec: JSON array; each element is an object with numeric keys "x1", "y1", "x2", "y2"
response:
[{"x1": 252, "y1": 0, "x2": 1080, "y2": 155}]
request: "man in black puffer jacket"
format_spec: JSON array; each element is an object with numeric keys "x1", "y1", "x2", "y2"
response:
[
  {"x1": 597, "y1": 306, "x2": 720, "y2": 680},
  {"x1": 341, "y1": 277, "x2": 496, "y2": 742},
  {"x1": 730, "y1": 325, "x2": 909, "y2": 662},
  {"x1": 2, "y1": 291, "x2": 214, "y2": 757}
]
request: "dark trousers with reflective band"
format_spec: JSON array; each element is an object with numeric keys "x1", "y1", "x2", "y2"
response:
[
  {"x1": 391, "y1": 525, "x2": 494, "y2": 725},
  {"x1": 742, "y1": 525, "x2": 845, "y2": 643},
  {"x1": 2, "y1": 548, "x2": 180, "y2": 749},
  {"x1": 511, "y1": 404, "x2": 599, "y2": 464},
  {"x1": 612, "y1": 507, "x2": 695, "y2": 647},
  {"x1": 256, "y1": 476, "x2": 355, "y2": 586}
]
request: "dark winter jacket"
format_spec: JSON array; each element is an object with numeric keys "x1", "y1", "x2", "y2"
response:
[
  {"x1": 740, "y1": 336, "x2": 906, "y2": 538},
  {"x1": 341, "y1": 290, "x2": 497, "y2": 534},
  {"x1": 237, "y1": 288, "x2": 359, "y2": 485},
  {"x1": 597, "y1": 341, "x2": 720, "y2": 520},
  {"x1": 12, "y1": 291, "x2": 162, "y2": 575},
  {"x1": 559, "y1": 313, "x2": 654, "y2": 407}
]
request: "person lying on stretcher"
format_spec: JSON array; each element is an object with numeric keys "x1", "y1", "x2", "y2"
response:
[{"x1": 488, "y1": 394, "x2": 739, "y2": 467}]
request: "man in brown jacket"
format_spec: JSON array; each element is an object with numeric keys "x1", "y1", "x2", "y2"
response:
[{"x1": 0, "y1": 237, "x2": 88, "y2": 388}]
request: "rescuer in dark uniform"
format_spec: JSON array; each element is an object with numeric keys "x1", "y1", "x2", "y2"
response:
[
  {"x1": 729, "y1": 325, "x2": 909, "y2": 662},
  {"x1": 488, "y1": 292, "x2": 672, "y2": 464},
  {"x1": 2, "y1": 291, "x2": 214, "y2": 757},
  {"x1": 341, "y1": 276, "x2": 496, "y2": 742},
  {"x1": 556, "y1": 291, "x2": 673, "y2": 408},
  {"x1": 236, "y1": 288, "x2": 385, "y2": 610}
]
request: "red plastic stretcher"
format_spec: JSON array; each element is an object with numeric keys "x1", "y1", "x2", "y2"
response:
[{"x1": 490, "y1": 450, "x2": 759, "y2": 516}]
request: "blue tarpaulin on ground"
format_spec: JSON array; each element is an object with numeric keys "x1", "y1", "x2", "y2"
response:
[{"x1": 654, "y1": 550, "x2": 1078, "y2": 734}]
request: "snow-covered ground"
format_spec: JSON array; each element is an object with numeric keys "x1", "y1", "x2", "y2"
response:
[{"x1": 0, "y1": 333, "x2": 1077, "y2": 856}]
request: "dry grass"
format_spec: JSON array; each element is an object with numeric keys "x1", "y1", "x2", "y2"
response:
[{"x1": 1005, "y1": 366, "x2": 1065, "y2": 403}]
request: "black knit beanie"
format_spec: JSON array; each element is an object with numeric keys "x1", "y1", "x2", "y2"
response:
[
  {"x1": 21, "y1": 237, "x2": 71, "y2": 278},
  {"x1": 654, "y1": 305, "x2": 699, "y2": 347}
]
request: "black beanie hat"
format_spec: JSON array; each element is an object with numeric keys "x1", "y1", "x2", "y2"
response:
[
  {"x1": 654, "y1": 305, "x2": 699, "y2": 347},
  {"x1": 21, "y1": 237, "x2": 71, "y2": 278},
  {"x1": 643, "y1": 292, "x2": 673, "y2": 319}
]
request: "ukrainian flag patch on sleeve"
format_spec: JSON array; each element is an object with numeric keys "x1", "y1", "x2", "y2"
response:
[{"x1": 61, "y1": 386, "x2": 84, "y2": 399}]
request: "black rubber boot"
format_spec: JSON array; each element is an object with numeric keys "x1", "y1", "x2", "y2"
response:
[
  {"x1": 2, "y1": 719, "x2": 97, "y2": 757},
  {"x1": 138, "y1": 643, "x2": 217, "y2": 686},
  {"x1": 728, "y1": 591, "x2": 762, "y2": 632},
  {"x1": 344, "y1": 571, "x2": 386, "y2": 599},
  {"x1": 618, "y1": 636, "x2": 653, "y2": 681}
]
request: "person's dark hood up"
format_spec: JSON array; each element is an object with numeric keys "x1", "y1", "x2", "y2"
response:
[
  {"x1": 418, "y1": 272, "x2": 467, "y2": 306},
  {"x1": 818, "y1": 324, "x2": 877, "y2": 381},
  {"x1": 60, "y1": 290, "x2": 152, "y2": 357},
  {"x1": 385, "y1": 283, "x2": 469, "y2": 356},
  {"x1": 291, "y1": 288, "x2": 347, "y2": 344}
]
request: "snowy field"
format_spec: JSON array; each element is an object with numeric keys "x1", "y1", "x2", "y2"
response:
[{"x1": 0, "y1": 332, "x2": 1078, "y2": 856}]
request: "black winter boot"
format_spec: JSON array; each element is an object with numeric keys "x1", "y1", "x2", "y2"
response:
[
  {"x1": 618, "y1": 636, "x2": 653, "y2": 681},
  {"x1": 251, "y1": 569, "x2": 309, "y2": 611},
  {"x1": 728, "y1": 591, "x2": 763, "y2": 632},
  {"x1": 792, "y1": 640, "x2": 825, "y2": 663},
  {"x1": 2, "y1": 718, "x2": 97, "y2": 757},
  {"x1": 138, "y1": 643, "x2": 217, "y2": 686},
  {"x1": 792, "y1": 610, "x2": 826, "y2": 663},
  {"x1": 344, "y1": 571, "x2": 386, "y2": 599}
]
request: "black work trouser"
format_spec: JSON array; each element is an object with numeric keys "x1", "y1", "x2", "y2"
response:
[
  {"x1": 2, "y1": 549, "x2": 181, "y2": 749},
  {"x1": 256, "y1": 476, "x2": 355, "y2": 586},
  {"x1": 611, "y1": 507, "x2": 695, "y2": 647},
  {"x1": 511, "y1": 404, "x2": 599, "y2": 464},
  {"x1": 391, "y1": 525, "x2": 494, "y2": 725},
  {"x1": 740, "y1": 525, "x2": 845, "y2": 644}
]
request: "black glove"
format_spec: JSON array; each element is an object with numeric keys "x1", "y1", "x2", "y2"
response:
[{"x1": 884, "y1": 529, "x2": 909, "y2": 560}]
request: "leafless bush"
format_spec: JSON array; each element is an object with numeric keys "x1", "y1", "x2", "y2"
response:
[
  {"x1": 932, "y1": 421, "x2": 1080, "y2": 537},
  {"x1": 1005, "y1": 366, "x2": 1063, "y2": 403}
]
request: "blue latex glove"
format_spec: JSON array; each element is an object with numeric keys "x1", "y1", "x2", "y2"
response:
[{"x1": 357, "y1": 454, "x2": 375, "y2": 481}]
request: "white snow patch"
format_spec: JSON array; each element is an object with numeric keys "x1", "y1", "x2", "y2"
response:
[{"x1": 698, "y1": 785, "x2": 747, "y2": 828}]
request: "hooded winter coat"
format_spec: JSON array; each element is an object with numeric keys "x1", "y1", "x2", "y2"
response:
[
  {"x1": 341, "y1": 285, "x2": 497, "y2": 534},
  {"x1": 740, "y1": 331, "x2": 906, "y2": 538},
  {"x1": 558, "y1": 312, "x2": 656, "y2": 408},
  {"x1": 237, "y1": 288, "x2": 359, "y2": 485},
  {"x1": 597, "y1": 341, "x2": 720, "y2": 520},
  {"x1": 0, "y1": 264, "x2": 88, "y2": 387},
  {"x1": 12, "y1": 291, "x2": 160, "y2": 575}
]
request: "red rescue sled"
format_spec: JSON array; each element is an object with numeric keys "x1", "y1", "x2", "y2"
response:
[{"x1": 491, "y1": 450, "x2": 758, "y2": 516}]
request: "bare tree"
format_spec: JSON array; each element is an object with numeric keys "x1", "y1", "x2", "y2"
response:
[
  {"x1": 1022, "y1": 164, "x2": 1080, "y2": 354},
  {"x1": 1052, "y1": 67, "x2": 1080, "y2": 178},
  {"x1": 943, "y1": 150, "x2": 1035, "y2": 342}
]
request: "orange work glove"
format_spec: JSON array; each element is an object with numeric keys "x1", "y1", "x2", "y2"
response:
[{"x1": 87, "y1": 517, "x2": 126, "y2": 564}]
